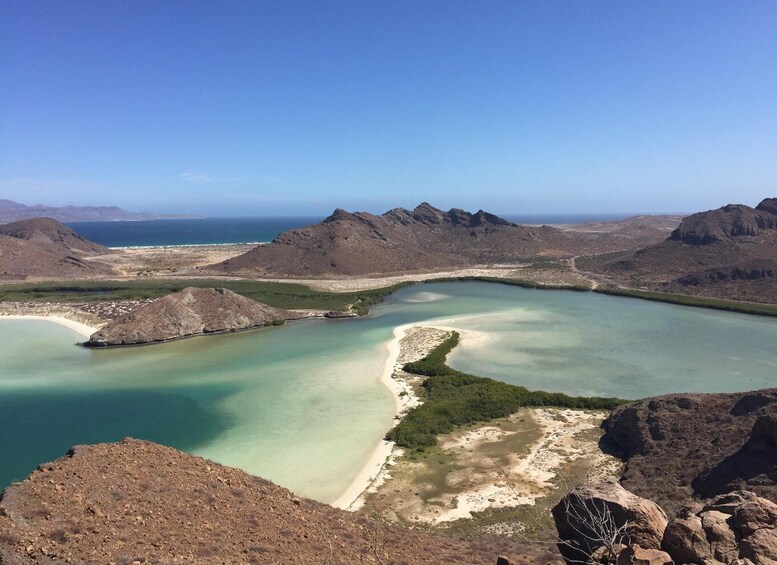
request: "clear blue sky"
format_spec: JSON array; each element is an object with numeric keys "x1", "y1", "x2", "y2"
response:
[{"x1": 1, "y1": 1, "x2": 776, "y2": 216}]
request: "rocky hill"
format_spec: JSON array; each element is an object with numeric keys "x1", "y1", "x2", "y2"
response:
[
  {"x1": 0, "y1": 438, "x2": 555, "y2": 564},
  {"x1": 206, "y1": 203, "x2": 662, "y2": 278},
  {"x1": 0, "y1": 217, "x2": 115, "y2": 280},
  {"x1": 0, "y1": 199, "x2": 195, "y2": 223},
  {"x1": 601, "y1": 388, "x2": 777, "y2": 517},
  {"x1": 584, "y1": 198, "x2": 777, "y2": 303},
  {"x1": 86, "y1": 287, "x2": 300, "y2": 346}
]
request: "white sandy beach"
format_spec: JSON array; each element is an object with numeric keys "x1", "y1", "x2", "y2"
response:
[
  {"x1": 331, "y1": 323, "x2": 414, "y2": 509},
  {"x1": 0, "y1": 314, "x2": 97, "y2": 339},
  {"x1": 332, "y1": 322, "x2": 456, "y2": 510}
]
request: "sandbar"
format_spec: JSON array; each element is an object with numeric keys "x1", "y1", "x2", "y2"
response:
[{"x1": 331, "y1": 323, "x2": 453, "y2": 509}]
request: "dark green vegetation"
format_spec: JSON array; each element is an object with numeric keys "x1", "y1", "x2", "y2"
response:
[
  {"x1": 387, "y1": 332, "x2": 625, "y2": 450},
  {"x1": 596, "y1": 286, "x2": 777, "y2": 317},
  {"x1": 0, "y1": 279, "x2": 412, "y2": 315}
]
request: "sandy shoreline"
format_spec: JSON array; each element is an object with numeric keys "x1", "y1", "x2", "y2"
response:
[
  {"x1": 332, "y1": 323, "x2": 454, "y2": 510},
  {"x1": 0, "y1": 314, "x2": 97, "y2": 338},
  {"x1": 331, "y1": 324, "x2": 412, "y2": 509}
]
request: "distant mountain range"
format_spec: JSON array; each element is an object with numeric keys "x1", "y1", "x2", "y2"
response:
[{"x1": 0, "y1": 199, "x2": 197, "y2": 223}]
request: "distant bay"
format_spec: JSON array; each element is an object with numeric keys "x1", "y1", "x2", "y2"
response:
[
  {"x1": 64, "y1": 217, "x2": 324, "y2": 247},
  {"x1": 66, "y1": 213, "x2": 632, "y2": 248}
]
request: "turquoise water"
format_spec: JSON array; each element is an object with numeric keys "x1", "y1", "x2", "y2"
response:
[{"x1": 2, "y1": 282, "x2": 777, "y2": 500}]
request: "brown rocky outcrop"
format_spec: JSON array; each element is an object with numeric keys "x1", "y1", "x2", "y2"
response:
[
  {"x1": 0, "y1": 217, "x2": 114, "y2": 280},
  {"x1": 585, "y1": 197, "x2": 777, "y2": 303},
  {"x1": 601, "y1": 390, "x2": 777, "y2": 516},
  {"x1": 669, "y1": 202, "x2": 777, "y2": 245},
  {"x1": 552, "y1": 479, "x2": 668, "y2": 563},
  {"x1": 0, "y1": 439, "x2": 556, "y2": 564},
  {"x1": 616, "y1": 545, "x2": 673, "y2": 565},
  {"x1": 661, "y1": 491, "x2": 777, "y2": 564},
  {"x1": 86, "y1": 287, "x2": 299, "y2": 346}
]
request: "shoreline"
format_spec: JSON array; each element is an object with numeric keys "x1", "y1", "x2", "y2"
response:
[
  {"x1": 108, "y1": 241, "x2": 268, "y2": 250},
  {"x1": 0, "y1": 314, "x2": 97, "y2": 338},
  {"x1": 332, "y1": 323, "x2": 455, "y2": 510},
  {"x1": 331, "y1": 324, "x2": 410, "y2": 509}
]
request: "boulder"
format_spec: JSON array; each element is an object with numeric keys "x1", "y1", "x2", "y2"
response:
[
  {"x1": 662, "y1": 491, "x2": 777, "y2": 564},
  {"x1": 552, "y1": 479, "x2": 668, "y2": 563},
  {"x1": 616, "y1": 545, "x2": 673, "y2": 565}
]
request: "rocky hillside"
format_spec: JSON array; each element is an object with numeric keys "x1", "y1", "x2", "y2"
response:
[
  {"x1": 86, "y1": 287, "x2": 300, "y2": 346},
  {"x1": 206, "y1": 203, "x2": 661, "y2": 278},
  {"x1": 601, "y1": 388, "x2": 777, "y2": 517},
  {"x1": 0, "y1": 438, "x2": 555, "y2": 564},
  {"x1": 584, "y1": 198, "x2": 777, "y2": 303},
  {"x1": 0, "y1": 217, "x2": 114, "y2": 280}
]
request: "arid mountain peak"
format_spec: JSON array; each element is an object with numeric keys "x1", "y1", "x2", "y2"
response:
[
  {"x1": 206, "y1": 204, "x2": 580, "y2": 277},
  {"x1": 585, "y1": 197, "x2": 777, "y2": 303},
  {"x1": 0, "y1": 217, "x2": 114, "y2": 280}
]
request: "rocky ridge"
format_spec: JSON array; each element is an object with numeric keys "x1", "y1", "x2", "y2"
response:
[
  {"x1": 86, "y1": 287, "x2": 300, "y2": 346},
  {"x1": 206, "y1": 203, "x2": 663, "y2": 278},
  {"x1": 586, "y1": 197, "x2": 777, "y2": 303},
  {"x1": 601, "y1": 389, "x2": 777, "y2": 517},
  {"x1": 0, "y1": 218, "x2": 114, "y2": 280},
  {"x1": 0, "y1": 438, "x2": 555, "y2": 564}
]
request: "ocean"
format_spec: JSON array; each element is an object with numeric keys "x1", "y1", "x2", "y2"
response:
[{"x1": 65, "y1": 213, "x2": 631, "y2": 248}]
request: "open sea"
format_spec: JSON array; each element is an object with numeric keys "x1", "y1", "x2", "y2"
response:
[{"x1": 65, "y1": 213, "x2": 631, "y2": 248}]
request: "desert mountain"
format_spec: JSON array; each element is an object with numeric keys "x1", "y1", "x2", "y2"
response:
[
  {"x1": 207, "y1": 203, "x2": 655, "y2": 278},
  {"x1": 0, "y1": 199, "x2": 195, "y2": 223},
  {"x1": 602, "y1": 388, "x2": 777, "y2": 517},
  {"x1": 0, "y1": 438, "x2": 552, "y2": 564},
  {"x1": 86, "y1": 287, "x2": 299, "y2": 346},
  {"x1": 0, "y1": 217, "x2": 114, "y2": 280},
  {"x1": 585, "y1": 198, "x2": 777, "y2": 303}
]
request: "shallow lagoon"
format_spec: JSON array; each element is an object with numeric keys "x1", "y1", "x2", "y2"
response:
[{"x1": 2, "y1": 282, "x2": 777, "y2": 501}]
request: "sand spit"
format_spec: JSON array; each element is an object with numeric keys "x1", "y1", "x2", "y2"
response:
[
  {"x1": 343, "y1": 324, "x2": 621, "y2": 526},
  {"x1": 332, "y1": 325, "x2": 453, "y2": 510}
]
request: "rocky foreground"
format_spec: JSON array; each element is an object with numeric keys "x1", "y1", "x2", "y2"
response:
[
  {"x1": 0, "y1": 439, "x2": 556, "y2": 564},
  {"x1": 86, "y1": 287, "x2": 301, "y2": 347},
  {"x1": 602, "y1": 388, "x2": 777, "y2": 517},
  {"x1": 553, "y1": 479, "x2": 777, "y2": 564}
]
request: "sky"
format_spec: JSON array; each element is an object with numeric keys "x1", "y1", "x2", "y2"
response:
[{"x1": 1, "y1": 1, "x2": 776, "y2": 217}]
